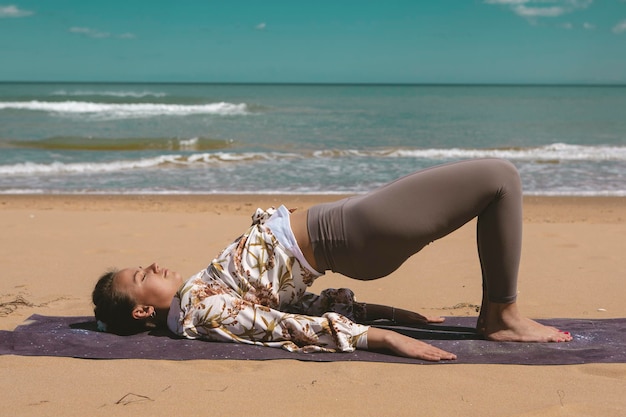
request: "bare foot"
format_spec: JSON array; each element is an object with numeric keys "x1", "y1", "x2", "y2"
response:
[{"x1": 481, "y1": 301, "x2": 572, "y2": 343}]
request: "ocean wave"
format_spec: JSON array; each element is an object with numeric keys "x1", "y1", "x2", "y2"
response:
[
  {"x1": 0, "y1": 100, "x2": 249, "y2": 119},
  {"x1": 1, "y1": 144, "x2": 624, "y2": 176},
  {"x1": 0, "y1": 152, "x2": 292, "y2": 175},
  {"x1": 10, "y1": 136, "x2": 234, "y2": 151},
  {"x1": 50, "y1": 90, "x2": 167, "y2": 98},
  {"x1": 0, "y1": 158, "x2": 168, "y2": 175},
  {"x1": 314, "y1": 143, "x2": 626, "y2": 162}
]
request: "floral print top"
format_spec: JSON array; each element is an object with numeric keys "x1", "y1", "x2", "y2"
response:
[{"x1": 167, "y1": 207, "x2": 369, "y2": 353}]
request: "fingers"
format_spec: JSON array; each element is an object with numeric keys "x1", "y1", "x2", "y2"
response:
[
  {"x1": 406, "y1": 312, "x2": 445, "y2": 324},
  {"x1": 392, "y1": 334, "x2": 457, "y2": 362},
  {"x1": 422, "y1": 345, "x2": 457, "y2": 362},
  {"x1": 415, "y1": 348, "x2": 457, "y2": 362},
  {"x1": 426, "y1": 316, "x2": 446, "y2": 323}
]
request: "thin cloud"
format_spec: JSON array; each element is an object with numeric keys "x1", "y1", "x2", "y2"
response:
[
  {"x1": 613, "y1": 20, "x2": 626, "y2": 34},
  {"x1": 582, "y1": 22, "x2": 595, "y2": 30},
  {"x1": 485, "y1": 0, "x2": 593, "y2": 21},
  {"x1": 70, "y1": 27, "x2": 110, "y2": 38},
  {"x1": 484, "y1": 0, "x2": 528, "y2": 4},
  {"x1": 255, "y1": 22, "x2": 267, "y2": 30},
  {"x1": 69, "y1": 26, "x2": 135, "y2": 39},
  {"x1": 515, "y1": 5, "x2": 567, "y2": 17},
  {"x1": 0, "y1": 4, "x2": 33, "y2": 18}
]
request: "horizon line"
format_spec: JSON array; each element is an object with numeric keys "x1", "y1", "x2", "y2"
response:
[{"x1": 1, "y1": 80, "x2": 625, "y2": 87}]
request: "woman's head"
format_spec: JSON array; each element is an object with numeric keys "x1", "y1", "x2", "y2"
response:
[{"x1": 92, "y1": 263, "x2": 183, "y2": 335}]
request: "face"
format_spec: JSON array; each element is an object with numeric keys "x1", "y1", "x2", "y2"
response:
[{"x1": 114, "y1": 263, "x2": 183, "y2": 315}]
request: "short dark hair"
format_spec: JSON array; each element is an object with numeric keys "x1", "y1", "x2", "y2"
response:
[{"x1": 92, "y1": 269, "x2": 147, "y2": 335}]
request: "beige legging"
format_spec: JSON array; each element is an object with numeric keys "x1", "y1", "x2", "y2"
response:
[{"x1": 307, "y1": 158, "x2": 522, "y2": 303}]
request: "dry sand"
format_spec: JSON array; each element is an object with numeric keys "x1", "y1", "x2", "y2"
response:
[{"x1": 1, "y1": 195, "x2": 625, "y2": 417}]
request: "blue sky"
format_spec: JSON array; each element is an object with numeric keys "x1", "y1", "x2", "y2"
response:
[{"x1": 1, "y1": 0, "x2": 625, "y2": 84}]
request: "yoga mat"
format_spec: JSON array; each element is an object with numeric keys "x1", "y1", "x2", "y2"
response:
[{"x1": 0, "y1": 315, "x2": 624, "y2": 365}]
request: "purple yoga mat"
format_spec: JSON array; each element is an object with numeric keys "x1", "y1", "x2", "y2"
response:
[{"x1": 1, "y1": 314, "x2": 624, "y2": 365}]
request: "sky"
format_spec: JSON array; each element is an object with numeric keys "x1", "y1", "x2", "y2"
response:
[{"x1": 0, "y1": 0, "x2": 625, "y2": 84}]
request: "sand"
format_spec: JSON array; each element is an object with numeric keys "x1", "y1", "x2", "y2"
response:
[{"x1": 1, "y1": 194, "x2": 625, "y2": 417}]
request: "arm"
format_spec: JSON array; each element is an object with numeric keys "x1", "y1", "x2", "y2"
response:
[
  {"x1": 361, "y1": 303, "x2": 445, "y2": 325},
  {"x1": 174, "y1": 292, "x2": 453, "y2": 360},
  {"x1": 288, "y1": 288, "x2": 366, "y2": 321},
  {"x1": 292, "y1": 289, "x2": 444, "y2": 326},
  {"x1": 174, "y1": 292, "x2": 368, "y2": 354}
]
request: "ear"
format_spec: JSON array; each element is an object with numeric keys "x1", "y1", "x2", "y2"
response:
[{"x1": 131, "y1": 305, "x2": 154, "y2": 320}]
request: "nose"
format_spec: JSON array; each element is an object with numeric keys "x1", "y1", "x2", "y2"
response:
[{"x1": 148, "y1": 262, "x2": 160, "y2": 273}]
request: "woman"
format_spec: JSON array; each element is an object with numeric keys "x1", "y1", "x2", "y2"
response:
[{"x1": 93, "y1": 158, "x2": 572, "y2": 362}]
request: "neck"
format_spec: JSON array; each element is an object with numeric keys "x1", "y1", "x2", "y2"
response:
[{"x1": 150, "y1": 307, "x2": 170, "y2": 329}]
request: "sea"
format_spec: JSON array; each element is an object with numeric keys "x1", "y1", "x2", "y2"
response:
[{"x1": 1, "y1": 82, "x2": 625, "y2": 196}]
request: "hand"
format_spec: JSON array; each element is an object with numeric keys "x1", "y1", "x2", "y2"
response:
[
  {"x1": 367, "y1": 327, "x2": 456, "y2": 362},
  {"x1": 397, "y1": 309, "x2": 445, "y2": 325}
]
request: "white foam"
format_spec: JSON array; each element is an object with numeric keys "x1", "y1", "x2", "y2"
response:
[
  {"x1": 0, "y1": 156, "x2": 177, "y2": 175},
  {"x1": 385, "y1": 143, "x2": 626, "y2": 162},
  {"x1": 309, "y1": 144, "x2": 626, "y2": 161},
  {"x1": 0, "y1": 100, "x2": 249, "y2": 119},
  {"x1": 186, "y1": 151, "x2": 299, "y2": 163},
  {"x1": 3, "y1": 144, "x2": 623, "y2": 177},
  {"x1": 0, "y1": 152, "x2": 287, "y2": 175},
  {"x1": 1, "y1": 145, "x2": 625, "y2": 196},
  {"x1": 178, "y1": 137, "x2": 199, "y2": 148},
  {"x1": 51, "y1": 90, "x2": 168, "y2": 98}
]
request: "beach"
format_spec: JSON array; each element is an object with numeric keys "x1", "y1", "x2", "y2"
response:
[{"x1": 0, "y1": 194, "x2": 625, "y2": 417}]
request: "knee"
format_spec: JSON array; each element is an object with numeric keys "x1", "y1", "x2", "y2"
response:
[{"x1": 488, "y1": 158, "x2": 521, "y2": 191}]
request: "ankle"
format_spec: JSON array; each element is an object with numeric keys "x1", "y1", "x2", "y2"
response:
[{"x1": 486, "y1": 301, "x2": 520, "y2": 322}]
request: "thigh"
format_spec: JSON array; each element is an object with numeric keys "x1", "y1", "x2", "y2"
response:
[{"x1": 341, "y1": 159, "x2": 520, "y2": 277}]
